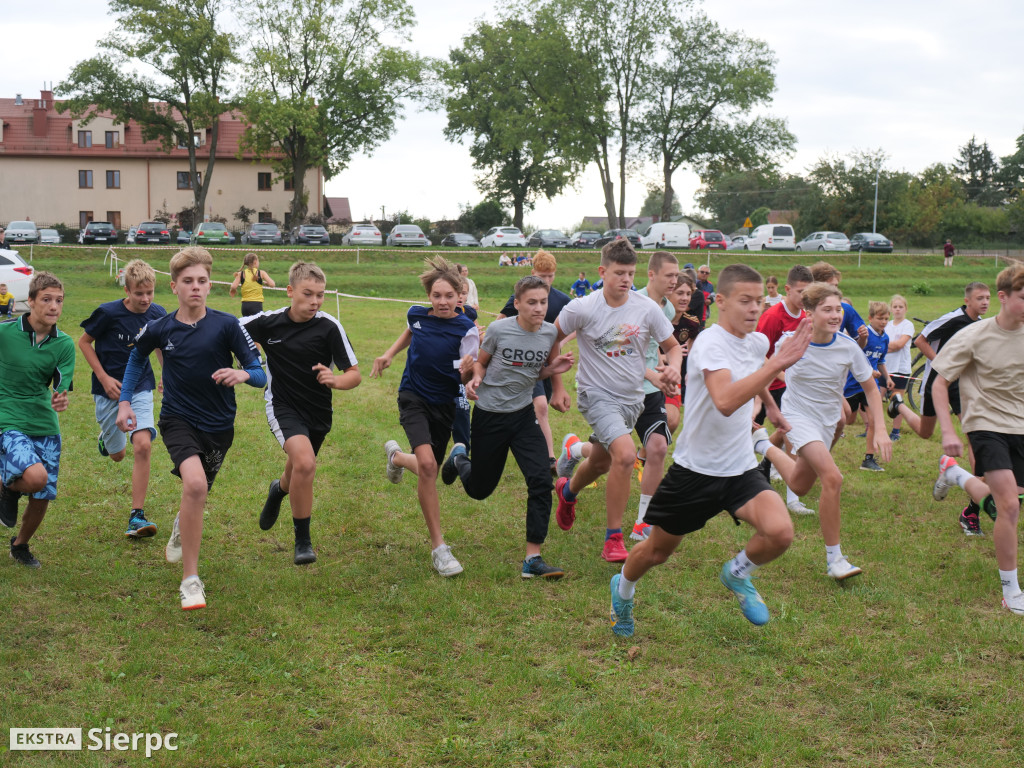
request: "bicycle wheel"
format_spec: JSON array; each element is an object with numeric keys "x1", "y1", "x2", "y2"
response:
[{"x1": 905, "y1": 361, "x2": 926, "y2": 413}]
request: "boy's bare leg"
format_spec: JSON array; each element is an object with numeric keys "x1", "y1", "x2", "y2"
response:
[
  {"x1": 13, "y1": 498, "x2": 49, "y2": 546},
  {"x1": 602, "y1": 435, "x2": 636, "y2": 530},
  {"x1": 396, "y1": 444, "x2": 445, "y2": 549},
  {"x1": 568, "y1": 441, "x2": 606, "y2": 496},
  {"x1": 639, "y1": 434, "x2": 668, "y2": 497},
  {"x1": 177, "y1": 455, "x2": 208, "y2": 580},
  {"x1": 130, "y1": 430, "x2": 152, "y2": 510},
  {"x1": 734, "y1": 490, "x2": 794, "y2": 565},
  {"x1": 987, "y1": 470, "x2": 1022, "y2": 572},
  {"x1": 798, "y1": 443, "x2": 844, "y2": 547},
  {"x1": 622, "y1": 525, "x2": 684, "y2": 582},
  {"x1": 895, "y1": 403, "x2": 932, "y2": 438},
  {"x1": 281, "y1": 436, "x2": 316, "y2": 521}
]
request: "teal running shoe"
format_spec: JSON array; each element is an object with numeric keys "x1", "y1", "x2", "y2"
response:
[
  {"x1": 609, "y1": 574, "x2": 635, "y2": 637},
  {"x1": 521, "y1": 555, "x2": 565, "y2": 580},
  {"x1": 719, "y1": 562, "x2": 770, "y2": 626},
  {"x1": 125, "y1": 510, "x2": 157, "y2": 539}
]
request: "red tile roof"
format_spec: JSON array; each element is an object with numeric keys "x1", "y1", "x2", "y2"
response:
[{"x1": 324, "y1": 197, "x2": 352, "y2": 224}]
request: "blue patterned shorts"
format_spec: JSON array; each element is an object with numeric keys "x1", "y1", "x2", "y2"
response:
[{"x1": 0, "y1": 430, "x2": 62, "y2": 500}]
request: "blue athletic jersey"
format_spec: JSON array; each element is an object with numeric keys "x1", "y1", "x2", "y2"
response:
[
  {"x1": 399, "y1": 306, "x2": 479, "y2": 404},
  {"x1": 132, "y1": 308, "x2": 260, "y2": 431},
  {"x1": 844, "y1": 326, "x2": 888, "y2": 396},
  {"x1": 840, "y1": 301, "x2": 865, "y2": 339},
  {"x1": 80, "y1": 299, "x2": 167, "y2": 397},
  {"x1": 499, "y1": 286, "x2": 571, "y2": 324}
]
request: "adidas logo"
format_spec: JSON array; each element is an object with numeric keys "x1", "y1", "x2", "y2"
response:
[{"x1": 413, "y1": 321, "x2": 422, "y2": 329}]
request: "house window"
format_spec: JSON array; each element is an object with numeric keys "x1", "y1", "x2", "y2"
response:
[
  {"x1": 258, "y1": 211, "x2": 274, "y2": 223},
  {"x1": 177, "y1": 132, "x2": 201, "y2": 149},
  {"x1": 78, "y1": 130, "x2": 92, "y2": 148},
  {"x1": 105, "y1": 131, "x2": 118, "y2": 148},
  {"x1": 78, "y1": 170, "x2": 93, "y2": 188},
  {"x1": 106, "y1": 170, "x2": 120, "y2": 189},
  {"x1": 79, "y1": 211, "x2": 94, "y2": 229},
  {"x1": 284, "y1": 176, "x2": 294, "y2": 192},
  {"x1": 106, "y1": 211, "x2": 121, "y2": 229},
  {"x1": 177, "y1": 171, "x2": 200, "y2": 190},
  {"x1": 258, "y1": 172, "x2": 272, "y2": 191}
]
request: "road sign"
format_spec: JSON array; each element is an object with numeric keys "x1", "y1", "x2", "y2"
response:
[{"x1": 742, "y1": 217, "x2": 753, "y2": 228}]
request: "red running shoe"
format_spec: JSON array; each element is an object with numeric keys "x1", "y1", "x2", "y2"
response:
[
  {"x1": 601, "y1": 532, "x2": 629, "y2": 562},
  {"x1": 555, "y1": 477, "x2": 576, "y2": 531}
]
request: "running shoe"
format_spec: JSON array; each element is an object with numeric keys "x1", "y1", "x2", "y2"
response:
[
  {"x1": 855, "y1": 432, "x2": 867, "y2": 439},
  {"x1": 98, "y1": 433, "x2": 109, "y2": 457},
  {"x1": 609, "y1": 574, "x2": 635, "y2": 637},
  {"x1": 933, "y1": 455, "x2": 958, "y2": 501},
  {"x1": 521, "y1": 555, "x2": 565, "y2": 580},
  {"x1": 889, "y1": 429, "x2": 901, "y2": 441},
  {"x1": 630, "y1": 522, "x2": 651, "y2": 541},
  {"x1": 826, "y1": 558, "x2": 863, "y2": 580},
  {"x1": 601, "y1": 533, "x2": 628, "y2": 563},
  {"x1": 959, "y1": 509, "x2": 984, "y2": 537},
  {"x1": 633, "y1": 455, "x2": 646, "y2": 484},
  {"x1": 384, "y1": 440, "x2": 404, "y2": 484},
  {"x1": 549, "y1": 457, "x2": 558, "y2": 479},
  {"x1": 294, "y1": 541, "x2": 317, "y2": 566},
  {"x1": 9, "y1": 536, "x2": 40, "y2": 569},
  {"x1": 982, "y1": 494, "x2": 1023, "y2": 522},
  {"x1": 887, "y1": 394, "x2": 904, "y2": 419},
  {"x1": 431, "y1": 543, "x2": 463, "y2": 577},
  {"x1": 719, "y1": 562, "x2": 770, "y2": 626},
  {"x1": 260, "y1": 479, "x2": 287, "y2": 531},
  {"x1": 859, "y1": 457, "x2": 884, "y2": 472},
  {"x1": 0, "y1": 484, "x2": 22, "y2": 529},
  {"x1": 125, "y1": 510, "x2": 157, "y2": 538},
  {"x1": 751, "y1": 427, "x2": 771, "y2": 455},
  {"x1": 179, "y1": 575, "x2": 206, "y2": 610},
  {"x1": 757, "y1": 456, "x2": 773, "y2": 483},
  {"x1": 1002, "y1": 592, "x2": 1024, "y2": 616},
  {"x1": 787, "y1": 499, "x2": 815, "y2": 516},
  {"x1": 441, "y1": 443, "x2": 466, "y2": 486},
  {"x1": 165, "y1": 514, "x2": 182, "y2": 563},
  {"x1": 556, "y1": 434, "x2": 582, "y2": 479},
  {"x1": 555, "y1": 477, "x2": 577, "y2": 531}
]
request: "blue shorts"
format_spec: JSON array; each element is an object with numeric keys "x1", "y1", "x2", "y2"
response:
[
  {"x1": 0, "y1": 431, "x2": 62, "y2": 500},
  {"x1": 95, "y1": 390, "x2": 156, "y2": 455}
]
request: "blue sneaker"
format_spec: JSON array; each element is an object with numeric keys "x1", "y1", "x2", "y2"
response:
[
  {"x1": 125, "y1": 510, "x2": 157, "y2": 539},
  {"x1": 609, "y1": 574, "x2": 635, "y2": 637},
  {"x1": 719, "y1": 562, "x2": 770, "y2": 626},
  {"x1": 521, "y1": 555, "x2": 565, "y2": 580},
  {"x1": 441, "y1": 443, "x2": 466, "y2": 486},
  {"x1": 98, "y1": 433, "x2": 109, "y2": 457}
]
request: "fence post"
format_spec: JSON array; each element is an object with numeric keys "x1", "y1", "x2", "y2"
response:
[
  {"x1": 858, "y1": 250, "x2": 862, "y2": 268},
  {"x1": 356, "y1": 247, "x2": 360, "y2": 265}
]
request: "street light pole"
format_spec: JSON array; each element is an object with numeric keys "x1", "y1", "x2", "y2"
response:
[{"x1": 872, "y1": 166, "x2": 880, "y2": 233}]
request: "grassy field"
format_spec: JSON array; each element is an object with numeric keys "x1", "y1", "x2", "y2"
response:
[{"x1": 2, "y1": 245, "x2": 1022, "y2": 767}]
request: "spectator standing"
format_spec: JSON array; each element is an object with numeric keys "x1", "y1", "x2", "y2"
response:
[{"x1": 943, "y1": 239, "x2": 955, "y2": 268}]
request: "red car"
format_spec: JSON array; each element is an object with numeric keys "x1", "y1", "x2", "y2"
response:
[{"x1": 689, "y1": 229, "x2": 728, "y2": 250}]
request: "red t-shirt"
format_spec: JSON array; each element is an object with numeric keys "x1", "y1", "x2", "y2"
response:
[{"x1": 756, "y1": 299, "x2": 805, "y2": 391}]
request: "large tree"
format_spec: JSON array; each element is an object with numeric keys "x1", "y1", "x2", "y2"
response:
[
  {"x1": 953, "y1": 135, "x2": 1001, "y2": 206},
  {"x1": 237, "y1": 0, "x2": 429, "y2": 223},
  {"x1": 57, "y1": 0, "x2": 234, "y2": 221},
  {"x1": 696, "y1": 169, "x2": 812, "y2": 233}
]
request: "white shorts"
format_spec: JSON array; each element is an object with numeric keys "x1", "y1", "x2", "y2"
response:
[{"x1": 784, "y1": 414, "x2": 836, "y2": 454}]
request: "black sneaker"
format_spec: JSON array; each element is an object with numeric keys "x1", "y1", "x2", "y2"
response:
[
  {"x1": 521, "y1": 555, "x2": 565, "y2": 580},
  {"x1": 549, "y1": 457, "x2": 558, "y2": 479},
  {"x1": 959, "y1": 509, "x2": 984, "y2": 537},
  {"x1": 260, "y1": 479, "x2": 287, "y2": 531},
  {"x1": 0, "y1": 484, "x2": 22, "y2": 529},
  {"x1": 757, "y1": 456, "x2": 773, "y2": 482},
  {"x1": 294, "y1": 541, "x2": 317, "y2": 565},
  {"x1": 887, "y1": 394, "x2": 903, "y2": 419},
  {"x1": 860, "y1": 457, "x2": 884, "y2": 472},
  {"x1": 441, "y1": 443, "x2": 466, "y2": 486},
  {"x1": 10, "y1": 536, "x2": 40, "y2": 568},
  {"x1": 98, "y1": 433, "x2": 109, "y2": 457}
]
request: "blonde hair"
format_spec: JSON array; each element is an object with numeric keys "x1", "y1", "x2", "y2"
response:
[
  {"x1": 869, "y1": 300, "x2": 890, "y2": 318},
  {"x1": 289, "y1": 261, "x2": 326, "y2": 286},
  {"x1": 996, "y1": 263, "x2": 1024, "y2": 294},
  {"x1": 532, "y1": 250, "x2": 557, "y2": 273},
  {"x1": 801, "y1": 282, "x2": 842, "y2": 311},
  {"x1": 419, "y1": 255, "x2": 462, "y2": 294},
  {"x1": 170, "y1": 247, "x2": 213, "y2": 281},
  {"x1": 890, "y1": 294, "x2": 907, "y2": 310},
  {"x1": 29, "y1": 271, "x2": 63, "y2": 299},
  {"x1": 123, "y1": 259, "x2": 156, "y2": 289}
]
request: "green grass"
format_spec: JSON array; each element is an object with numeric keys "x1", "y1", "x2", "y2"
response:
[{"x1": 2, "y1": 245, "x2": 1022, "y2": 766}]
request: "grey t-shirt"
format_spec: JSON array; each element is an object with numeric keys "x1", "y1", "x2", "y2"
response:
[{"x1": 477, "y1": 317, "x2": 557, "y2": 412}]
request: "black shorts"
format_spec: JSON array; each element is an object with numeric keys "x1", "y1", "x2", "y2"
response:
[
  {"x1": 845, "y1": 391, "x2": 868, "y2": 413},
  {"x1": 634, "y1": 390, "x2": 672, "y2": 446},
  {"x1": 754, "y1": 386, "x2": 785, "y2": 426},
  {"x1": 531, "y1": 377, "x2": 553, "y2": 401},
  {"x1": 398, "y1": 390, "x2": 455, "y2": 465},
  {"x1": 241, "y1": 301, "x2": 263, "y2": 317},
  {"x1": 644, "y1": 464, "x2": 773, "y2": 536},
  {"x1": 268, "y1": 400, "x2": 328, "y2": 455},
  {"x1": 921, "y1": 370, "x2": 961, "y2": 418},
  {"x1": 967, "y1": 431, "x2": 1024, "y2": 486},
  {"x1": 159, "y1": 416, "x2": 234, "y2": 491},
  {"x1": 890, "y1": 374, "x2": 910, "y2": 391}
]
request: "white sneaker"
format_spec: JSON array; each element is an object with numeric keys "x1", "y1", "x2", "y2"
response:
[
  {"x1": 826, "y1": 558, "x2": 863, "y2": 580},
  {"x1": 179, "y1": 575, "x2": 206, "y2": 610},
  {"x1": 933, "y1": 455, "x2": 958, "y2": 501},
  {"x1": 431, "y1": 543, "x2": 463, "y2": 577},
  {"x1": 385, "y1": 440, "x2": 404, "y2": 484},
  {"x1": 165, "y1": 514, "x2": 182, "y2": 563},
  {"x1": 751, "y1": 427, "x2": 771, "y2": 455},
  {"x1": 787, "y1": 499, "x2": 816, "y2": 515},
  {"x1": 1002, "y1": 591, "x2": 1024, "y2": 615}
]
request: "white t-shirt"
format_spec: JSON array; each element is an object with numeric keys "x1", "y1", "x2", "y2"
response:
[
  {"x1": 638, "y1": 286, "x2": 677, "y2": 395},
  {"x1": 884, "y1": 318, "x2": 915, "y2": 374},
  {"x1": 557, "y1": 289, "x2": 674, "y2": 402},
  {"x1": 778, "y1": 332, "x2": 874, "y2": 428},
  {"x1": 674, "y1": 324, "x2": 769, "y2": 477}
]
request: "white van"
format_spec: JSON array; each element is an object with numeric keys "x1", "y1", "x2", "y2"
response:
[
  {"x1": 746, "y1": 224, "x2": 795, "y2": 251},
  {"x1": 640, "y1": 221, "x2": 690, "y2": 249}
]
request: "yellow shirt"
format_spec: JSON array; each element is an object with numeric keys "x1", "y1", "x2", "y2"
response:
[
  {"x1": 238, "y1": 268, "x2": 264, "y2": 302},
  {"x1": 0, "y1": 291, "x2": 14, "y2": 309}
]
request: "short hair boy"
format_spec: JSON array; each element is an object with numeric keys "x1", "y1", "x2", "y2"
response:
[
  {"x1": 241, "y1": 262, "x2": 360, "y2": 566},
  {"x1": 116, "y1": 247, "x2": 267, "y2": 610},
  {"x1": 843, "y1": 300, "x2": 894, "y2": 472},
  {"x1": 0, "y1": 272, "x2": 76, "y2": 567},
  {"x1": 0, "y1": 283, "x2": 14, "y2": 317},
  {"x1": 608, "y1": 264, "x2": 812, "y2": 636},
  {"x1": 79, "y1": 259, "x2": 167, "y2": 539}
]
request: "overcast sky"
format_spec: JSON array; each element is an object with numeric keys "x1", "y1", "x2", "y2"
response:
[{"x1": 5, "y1": 1, "x2": 1023, "y2": 231}]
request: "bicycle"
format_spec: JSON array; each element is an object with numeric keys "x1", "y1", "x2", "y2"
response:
[{"x1": 903, "y1": 316, "x2": 931, "y2": 413}]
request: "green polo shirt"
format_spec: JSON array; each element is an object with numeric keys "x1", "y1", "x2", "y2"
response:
[{"x1": 0, "y1": 315, "x2": 76, "y2": 436}]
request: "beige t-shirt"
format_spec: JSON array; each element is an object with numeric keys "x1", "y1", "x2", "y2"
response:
[{"x1": 931, "y1": 317, "x2": 1024, "y2": 434}]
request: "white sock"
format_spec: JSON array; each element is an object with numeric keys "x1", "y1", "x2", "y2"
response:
[
  {"x1": 946, "y1": 464, "x2": 973, "y2": 490},
  {"x1": 1000, "y1": 569, "x2": 1021, "y2": 599},
  {"x1": 636, "y1": 494, "x2": 652, "y2": 526},
  {"x1": 826, "y1": 544, "x2": 843, "y2": 564},
  {"x1": 618, "y1": 571, "x2": 637, "y2": 600},
  {"x1": 754, "y1": 438, "x2": 772, "y2": 456},
  {"x1": 569, "y1": 440, "x2": 584, "y2": 459},
  {"x1": 729, "y1": 549, "x2": 759, "y2": 579},
  {"x1": 786, "y1": 486, "x2": 799, "y2": 505}
]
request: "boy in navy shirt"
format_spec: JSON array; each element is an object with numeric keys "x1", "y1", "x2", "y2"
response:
[
  {"x1": 117, "y1": 247, "x2": 266, "y2": 610},
  {"x1": 844, "y1": 301, "x2": 894, "y2": 472},
  {"x1": 79, "y1": 259, "x2": 166, "y2": 539},
  {"x1": 241, "y1": 262, "x2": 360, "y2": 566}
]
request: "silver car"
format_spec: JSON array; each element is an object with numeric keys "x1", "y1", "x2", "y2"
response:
[
  {"x1": 38, "y1": 229, "x2": 61, "y2": 244},
  {"x1": 386, "y1": 224, "x2": 429, "y2": 247},
  {"x1": 795, "y1": 231, "x2": 850, "y2": 252},
  {"x1": 5, "y1": 220, "x2": 39, "y2": 244},
  {"x1": 342, "y1": 224, "x2": 382, "y2": 245}
]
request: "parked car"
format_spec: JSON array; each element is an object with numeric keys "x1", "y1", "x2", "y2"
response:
[
  {"x1": 688, "y1": 229, "x2": 727, "y2": 250},
  {"x1": 194, "y1": 221, "x2": 231, "y2": 245},
  {"x1": 440, "y1": 233, "x2": 481, "y2": 247},
  {"x1": 5, "y1": 220, "x2": 39, "y2": 245},
  {"x1": 290, "y1": 225, "x2": 330, "y2": 245},
  {"x1": 125, "y1": 225, "x2": 138, "y2": 244},
  {"x1": 727, "y1": 235, "x2": 749, "y2": 251},
  {"x1": 342, "y1": 224, "x2": 382, "y2": 246},
  {"x1": 81, "y1": 221, "x2": 118, "y2": 244},
  {"x1": 526, "y1": 229, "x2": 570, "y2": 249},
  {"x1": 38, "y1": 229, "x2": 61, "y2": 245},
  {"x1": 593, "y1": 229, "x2": 642, "y2": 249},
  {"x1": 0, "y1": 248, "x2": 34, "y2": 310},
  {"x1": 640, "y1": 221, "x2": 690, "y2": 249},
  {"x1": 746, "y1": 223, "x2": 795, "y2": 250},
  {"x1": 569, "y1": 230, "x2": 602, "y2": 248},
  {"x1": 243, "y1": 223, "x2": 284, "y2": 245},
  {"x1": 480, "y1": 226, "x2": 526, "y2": 248},
  {"x1": 386, "y1": 224, "x2": 429, "y2": 247},
  {"x1": 849, "y1": 232, "x2": 894, "y2": 253},
  {"x1": 136, "y1": 221, "x2": 171, "y2": 245},
  {"x1": 796, "y1": 231, "x2": 850, "y2": 252},
  {"x1": 176, "y1": 230, "x2": 192, "y2": 245}
]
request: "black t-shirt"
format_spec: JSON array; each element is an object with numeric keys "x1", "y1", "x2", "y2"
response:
[
  {"x1": 241, "y1": 308, "x2": 358, "y2": 432},
  {"x1": 499, "y1": 286, "x2": 572, "y2": 324}
]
